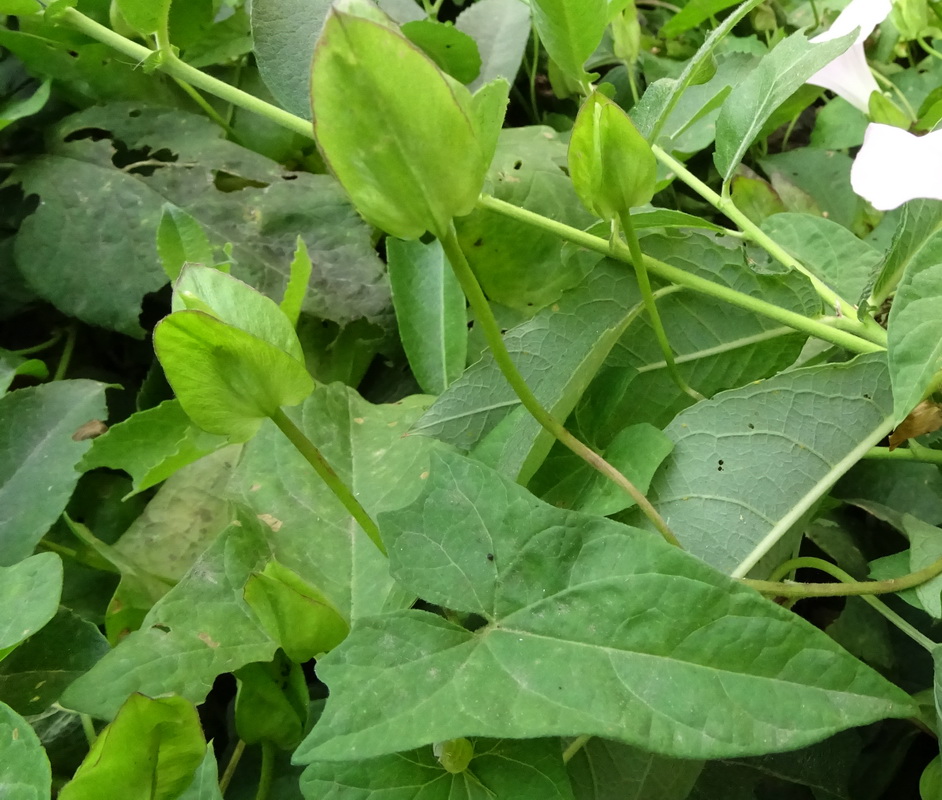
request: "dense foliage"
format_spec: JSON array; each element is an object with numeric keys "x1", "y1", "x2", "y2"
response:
[{"x1": 3, "y1": 0, "x2": 942, "y2": 797}]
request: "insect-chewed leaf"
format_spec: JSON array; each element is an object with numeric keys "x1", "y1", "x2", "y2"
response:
[
  {"x1": 154, "y1": 311, "x2": 314, "y2": 442},
  {"x1": 311, "y1": 8, "x2": 504, "y2": 239}
]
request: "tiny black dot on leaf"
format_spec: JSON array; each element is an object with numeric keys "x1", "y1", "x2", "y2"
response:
[{"x1": 486, "y1": 553, "x2": 494, "y2": 561}]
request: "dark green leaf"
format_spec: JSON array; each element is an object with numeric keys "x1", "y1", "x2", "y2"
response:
[
  {"x1": 644, "y1": 354, "x2": 893, "y2": 576},
  {"x1": 178, "y1": 748, "x2": 223, "y2": 800},
  {"x1": 0, "y1": 607, "x2": 110, "y2": 716},
  {"x1": 301, "y1": 738, "x2": 573, "y2": 799},
  {"x1": 296, "y1": 452, "x2": 915, "y2": 762},
  {"x1": 0, "y1": 380, "x2": 108, "y2": 566},
  {"x1": 234, "y1": 654, "x2": 307, "y2": 749}
]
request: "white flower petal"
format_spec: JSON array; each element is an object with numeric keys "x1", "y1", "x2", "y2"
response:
[
  {"x1": 806, "y1": 42, "x2": 880, "y2": 113},
  {"x1": 851, "y1": 123, "x2": 942, "y2": 210},
  {"x1": 810, "y1": 0, "x2": 892, "y2": 42}
]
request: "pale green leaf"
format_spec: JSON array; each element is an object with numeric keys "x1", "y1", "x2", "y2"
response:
[
  {"x1": 312, "y1": 10, "x2": 490, "y2": 239},
  {"x1": 661, "y1": 0, "x2": 741, "y2": 37},
  {"x1": 157, "y1": 204, "x2": 215, "y2": 282},
  {"x1": 645, "y1": 353, "x2": 894, "y2": 576},
  {"x1": 0, "y1": 701, "x2": 50, "y2": 800},
  {"x1": 387, "y1": 237, "x2": 467, "y2": 395},
  {"x1": 296, "y1": 452, "x2": 915, "y2": 762},
  {"x1": 114, "y1": 0, "x2": 171, "y2": 35},
  {"x1": 714, "y1": 31, "x2": 854, "y2": 182},
  {"x1": 0, "y1": 553, "x2": 62, "y2": 653},
  {"x1": 401, "y1": 19, "x2": 481, "y2": 84},
  {"x1": 530, "y1": 0, "x2": 607, "y2": 84},
  {"x1": 0, "y1": 79, "x2": 49, "y2": 132},
  {"x1": 281, "y1": 236, "x2": 312, "y2": 329},
  {"x1": 79, "y1": 399, "x2": 228, "y2": 496},
  {"x1": 0, "y1": 380, "x2": 109, "y2": 566},
  {"x1": 178, "y1": 748, "x2": 223, "y2": 800},
  {"x1": 456, "y1": 0, "x2": 531, "y2": 92},
  {"x1": 229, "y1": 385, "x2": 450, "y2": 622},
  {"x1": 59, "y1": 694, "x2": 204, "y2": 800},
  {"x1": 302, "y1": 738, "x2": 573, "y2": 799},
  {"x1": 154, "y1": 310, "x2": 314, "y2": 441},
  {"x1": 0, "y1": 349, "x2": 47, "y2": 395}
]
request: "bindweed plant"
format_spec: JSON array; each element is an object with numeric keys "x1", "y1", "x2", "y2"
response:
[{"x1": 5, "y1": 0, "x2": 942, "y2": 796}]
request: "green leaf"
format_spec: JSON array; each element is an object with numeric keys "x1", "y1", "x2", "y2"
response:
[
  {"x1": 644, "y1": 353, "x2": 894, "y2": 576},
  {"x1": 0, "y1": 553, "x2": 62, "y2": 654},
  {"x1": 250, "y1": 0, "x2": 331, "y2": 118},
  {"x1": 311, "y1": 9, "x2": 498, "y2": 239},
  {"x1": 401, "y1": 20, "x2": 482, "y2": 84},
  {"x1": 453, "y1": 126, "x2": 595, "y2": 310},
  {"x1": 229, "y1": 385, "x2": 450, "y2": 622},
  {"x1": 714, "y1": 31, "x2": 855, "y2": 182},
  {"x1": 568, "y1": 90, "x2": 657, "y2": 219},
  {"x1": 0, "y1": 380, "x2": 109, "y2": 566},
  {"x1": 835, "y1": 460, "x2": 942, "y2": 526},
  {"x1": 156, "y1": 204, "x2": 216, "y2": 282},
  {"x1": 387, "y1": 237, "x2": 467, "y2": 395},
  {"x1": 61, "y1": 515, "x2": 279, "y2": 720},
  {"x1": 79, "y1": 399, "x2": 228, "y2": 497},
  {"x1": 760, "y1": 213, "x2": 881, "y2": 301},
  {"x1": 281, "y1": 237, "x2": 312, "y2": 329},
  {"x1": 296, "y1": 452, "x2": 915, "y2": 763},
  {"x1": 59, "y1": 694, "x2": 204, "y2": 800},
  {"x1": 921, "y1": 755, "x2": 942, "y2": 800},
  {"x1": 0, "y1": 700, "x2": 50, "y2": 800},
  {"x1": 413, "y1": 260, "x2": 643, "y2": 482},
  {"x1": 13, "y1": 104, "x2": 391, "y2": 335},
  {"x1": 455, "y1": 0, "x2": 531, "y2": 92},
  {"x1": 811, "y1": 97, "x2": 869, "y2": 150},
  {"x1": 566, "y1": 739, "x2": 704, "y2": 800},
  {"x1": 0, "y1": 79, "x2": 49, "y2": 133},
  {"x1": 114, "y1": 0, "x2": 171, "y2": 35},
  {"x1": 301, "y1": 738, "x2": 573, "y2": 799},
  {"x1": 178, "y1": 748, "x2": 223, "y2": 800},
  {"x1": 0, "y1": 349, "x2": 47, "y2": 395},
  {"x1": 531, "y1": 423, "x2": 673, "y2": 515},
  {"x1": 0, "y1": 0, "x2": 42, "y2": 12},
  {"x1": 154, "y1": 310, "x2": 314, "y2": 441},
  {"x1": 661, "y1": 0, "x2": 741, "y2": 37},
  {"x1": 244, "y1": 560, "x2": 349, "y2": 663},
  {"x1": 887, "y1": 212, "x2": 942, "y2": 422},
  {"x1": 234, "y1": 654, "x2": 308, "y2": 749},
  {"x1": 530, "y1": 0, "x2": 607, "y2": 85},
  {"x1": 0, "y1": 608, "x2": 110, "y2": 715}
]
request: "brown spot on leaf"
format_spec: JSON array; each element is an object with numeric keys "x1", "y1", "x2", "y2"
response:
[
  {"x1": 257, "y1": 513, "x2": 283, "y2": 532},
  {"x1": 354, "y1": 417, "x2": 365, "y2": 424},
  {"x1": 889, "y1": 400, "x2": 942, "y2": 450},
  {"x1": 72, "y1": 419, "x2": 108, "y2": 441},
  {"x1": 198, "y1": 632, "x2": 220, "y2": 648},
  {"x1": 250, "y1": 482, "x2": 261, "y2": 492}
]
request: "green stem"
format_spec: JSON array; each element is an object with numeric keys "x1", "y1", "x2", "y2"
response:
[
  {"x1": 562, "y1": 735, "x2": 592, "y2": 763},
  {"x1": 744, "y1": 555, "x2": 942, "y2": 600},
  {"x1": 255, "y1": 742, "x2": 275, "y2": 800},
  {"x1": 439, "y1": 222, "x2": 681, "y2": 548},
  {"x1": 754, "y1": 556, "x2": 936, "y2": 651},
  {"x1": 270, "y1": 408, "x2": 386, "y2": 555},
  {"x1": 477, "y1": 195, "x2": 883, "y2": 355},
  {"x1": 863, "y1": 446, "x2": 942, "y2": 463},
  {"x1": 58, "y1": 8, "x2": 315, "y2": 141},
  {"x1": 219, "y1": 740, "x2": 246, "y2": 795},
  {"x1": 172, "y1": 76, "x2": 239, "y2": 140},
  {"x1": 80, "y1": 714, "x2": 97, "y2": 747},
  {"x1": 617, "y1": 212, "x2": 704, "y2": 401},
  {"x1": 53, "y1": 325, "x2": 77, "y2": 381},
  {"x1": 12, "y1": 330, "x2": 62, "y2": 356},
  {"x1": 652, "y1": 145, "x2": 888, "y2": 348},
  {"x1": 528, "y1": 25, "x2": 541, "y2": 123}
]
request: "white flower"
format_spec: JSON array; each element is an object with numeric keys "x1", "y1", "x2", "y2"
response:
[
  {"x1": 851, "y1": 123, "x2": 942, "y2": 210},
  {"x1": 806, "y1": 0, "x2": 892, "y2": 113}
]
